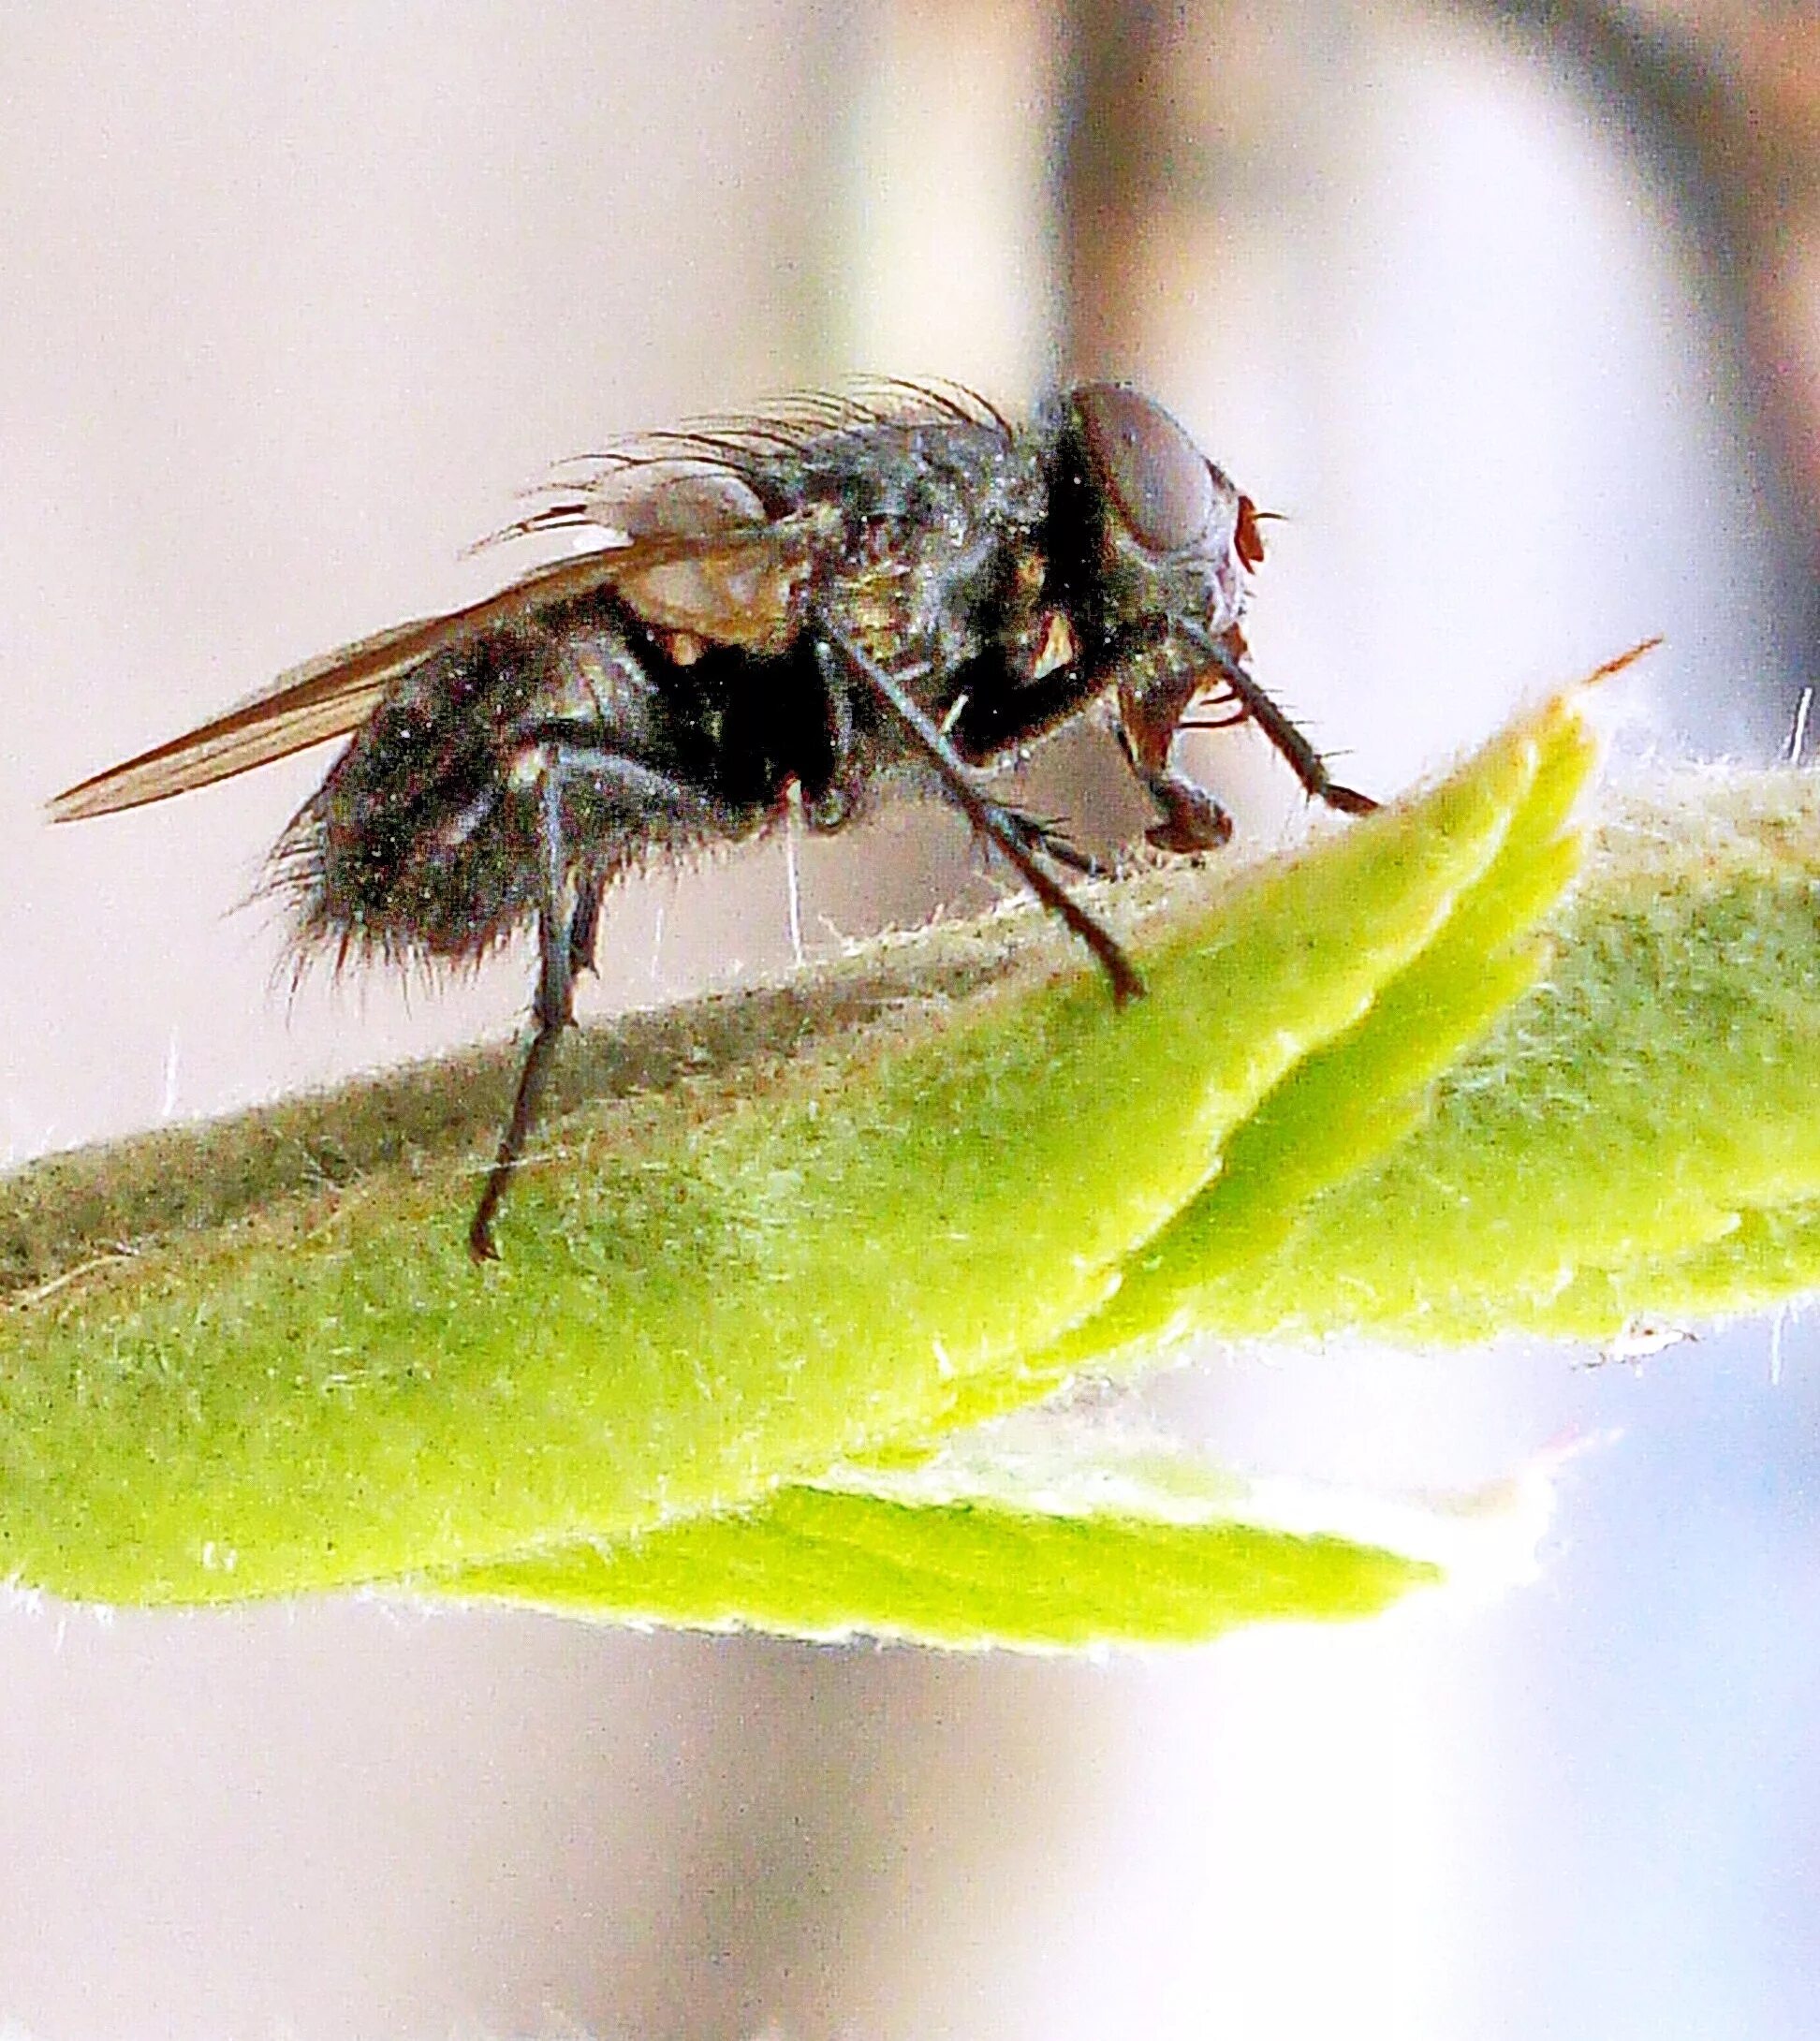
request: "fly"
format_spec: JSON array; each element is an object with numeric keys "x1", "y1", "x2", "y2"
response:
[{"x1": 50, "y1": 381, "x2": 1376, "y2": 1260}]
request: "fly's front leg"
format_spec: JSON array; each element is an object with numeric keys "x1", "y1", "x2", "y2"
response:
[
  {"x1": 1114, "y1": 636, "x2": 1237, "y2": 854},
  {"x1": 945, "y1": 617, "x2": 1238, "y2": 854},
  {"x1": 942, "y1": 639, "x2": 1119, "y2": 766},
  {"x1": 468, "y1": 744, "x2": 714, "y2": 1263},
  {"x1": 1181, "y1": 626, "x2": 1378, "y2": 818},
  {"x1": 1120, "y1": 627, "x2": 1377, "y2": 851},
  {"x1": 817, "y1": 620, "x2": 1143, "y2": 1003}
]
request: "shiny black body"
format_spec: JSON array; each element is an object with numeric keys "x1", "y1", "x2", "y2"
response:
[
  {"x1": 282, "y1": 402, "x2": 1070, "y2": 967},
  {"x1": 53, "y1": 383, "x2": 1375, "y2": 1257}
]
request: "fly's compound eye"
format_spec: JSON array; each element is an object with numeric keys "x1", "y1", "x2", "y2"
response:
[
  {"x1": 1072, "y1": 382, "x2": 1216, "y2": 556},
  {"x1": 1234, "y1": 492, "x2": 1266, "y2": 570}
]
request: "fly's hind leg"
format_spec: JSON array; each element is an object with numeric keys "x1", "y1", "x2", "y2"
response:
[
  {"x1": 468, "y1": 744, "x2": 711, "y2": 1263},
  {"x1": 469, "y1": 750, "x2": 592, "y2": 1262}
]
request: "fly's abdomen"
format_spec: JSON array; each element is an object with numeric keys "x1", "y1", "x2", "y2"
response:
[
  {"x1": 274, "y1": 630, "x2": 559, "y2": 966},
  {"x1": 271, "y1": 607, "x2": 787, "y2": 969}
]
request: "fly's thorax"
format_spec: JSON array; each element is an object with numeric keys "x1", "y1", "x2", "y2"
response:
[
  {"x1": 783, "y1": 412, "x2": 1037, "y2": 525},
  {"x1": 801, "y1": 422, "x2": 1050, "y2": 692}
]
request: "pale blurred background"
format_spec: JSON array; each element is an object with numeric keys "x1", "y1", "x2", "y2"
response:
[{"x1": 4, "y1": 3, "x2": 1820, "y2": 2035}]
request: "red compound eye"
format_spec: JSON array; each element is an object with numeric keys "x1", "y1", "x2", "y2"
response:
[
  {"x1": 1235, "y1": 492, "x2": 1266, "y2": 569},
  {"x1": 1072, "y1": 382, "x2": 1215, "y2": 555}
]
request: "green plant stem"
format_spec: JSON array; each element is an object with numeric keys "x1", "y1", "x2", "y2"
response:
[{"x1": 2, "y1": 699, "x2": 1816, "y2": 1642}]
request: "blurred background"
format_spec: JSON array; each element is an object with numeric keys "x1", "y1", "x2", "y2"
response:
[{"x1": 4, "y1": 2, "x2": 1820, "y2": 2035}]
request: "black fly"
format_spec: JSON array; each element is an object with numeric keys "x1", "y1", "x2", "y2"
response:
[{"x1": 50, "y1": 382, "x2": 1375, "y2": 1260}]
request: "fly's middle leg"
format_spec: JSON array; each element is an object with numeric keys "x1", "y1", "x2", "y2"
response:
[{"x1": 817, "y1": 621, "x2": 1143, "y2": 1003}]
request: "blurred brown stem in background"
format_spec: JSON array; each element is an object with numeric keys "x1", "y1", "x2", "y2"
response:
[
  {"x1": 1050, "y1": 0, "x2": 1820, "y2": 730},
  {"x1": 1473, "y1": 1, "x2": 1820, "y2": 620},
  {"x1": 1058, "y1": 0, "x2": 1183, "y2": 374}
]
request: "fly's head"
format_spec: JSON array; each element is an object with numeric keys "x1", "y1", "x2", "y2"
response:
[{"x1": 1049, "y1": 381, "x2": 1264, "y2": 658}]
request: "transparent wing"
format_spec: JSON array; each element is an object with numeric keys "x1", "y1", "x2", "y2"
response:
[{"x1": 49, "y1": 517, "x2": 823, "y2": 822}]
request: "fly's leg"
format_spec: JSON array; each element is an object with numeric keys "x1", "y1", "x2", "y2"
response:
[
  {"x1": 992, "y1": 806, "x2": 1099, "y2": 874},
  {"x1": 817, "y1": 621, "x2": 1143, "y2": 1004},
  {"x1": 1120, "y1": 629, "x2": 1378, "y2": 850},
  {"x1": 468, "y1": 745, "x2": 713, "y2": 1263},
  {"x1": 942, "y1": 641, "x2": 1121, "y2": 765},
  {"x1": 816, "y1": 627, "x2": 1100, "y2": 869},
  {"x1": 801, "y1": 675, "x2": 859, "y2": 830},
  {"x1": 470, "y1": 750, "x2": 584, "y2": 1262},
  {"x1": 1183, "y1": 629, "x2": 1377, "y2": 817},
  {"x1": 1117, "y1": 650, "x2": 1237, "y2": 854}
]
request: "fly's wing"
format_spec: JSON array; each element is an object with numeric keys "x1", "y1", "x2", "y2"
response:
[
  {"x1": 49, "y1": 609, "x2": 483, "y2": 823},
  {"x1": 48, "y1": 512, "x2": 831, "y2": 823}
]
